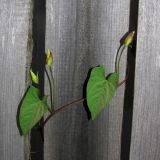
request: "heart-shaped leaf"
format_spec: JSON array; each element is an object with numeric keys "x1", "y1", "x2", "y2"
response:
[
  {"x1": 19, "y1": 86, "x2": 48, "y2": 135},
  {"x1": 87, "y1": 66, "x2": 119, "y2": 120}
]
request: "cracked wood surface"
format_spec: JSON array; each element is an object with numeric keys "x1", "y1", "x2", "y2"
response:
[
  {"x1": 0, "y1": 1, "x2": 32, "y2": 160},
  {"x1": 44, "y1": 0, "x2": 130, "y2": 160}
]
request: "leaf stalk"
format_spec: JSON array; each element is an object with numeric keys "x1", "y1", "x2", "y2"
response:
[{"x1": 44, "y1": 67, "x2": 53, "y2": 113}]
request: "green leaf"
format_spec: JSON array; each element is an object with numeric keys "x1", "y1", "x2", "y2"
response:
[
  {"x1": 19, "y1": 86, "x2": 48, "y2": 136},
  {"x1": 87, "y1": 66, "x2": 119, "y2": 120},
  {"x1": 42, "y1": 95, "x2": 49, "y2": 107}
]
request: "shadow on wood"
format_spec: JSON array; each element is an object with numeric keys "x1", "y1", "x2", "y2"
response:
[{"x1": 120, "y1": 0, "x2": 139, "y2": 159}]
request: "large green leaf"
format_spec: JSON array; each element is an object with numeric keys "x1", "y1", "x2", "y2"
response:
[
  {"x1": 19, "y1": 86, "x2": 48, "y2": 135},
  {"x1": 87, "y1": 66, "x2": 119, "y2": 120}
]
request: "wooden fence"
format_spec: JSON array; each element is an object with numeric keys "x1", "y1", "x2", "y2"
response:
[{"x1": 0, "y1": 0, "x2": 160, "y2": 160}]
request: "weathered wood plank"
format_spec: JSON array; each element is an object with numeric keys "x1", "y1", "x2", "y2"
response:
[
  {"x1": 44, "y1": 0, "x2": 129, "y2": 160},
  {"x1": 87, "y1": 1, "x2": 130, "y2": 160},
  {"x1": 130, "y1": 1, "x2": 160, "y2": 160},
  {"x1": 44, "y1": 1, "x2": 89, "y2": 159},
  {"x1": 0, "y1": 1, "x2": 32, "y2": 160}
]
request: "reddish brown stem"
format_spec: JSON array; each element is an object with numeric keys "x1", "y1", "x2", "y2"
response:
[
  {"x1": 118, "y1": 78, "x2": 127, "y2": 87},
  {"x1": 48, "y1": 108, "x2": 52, "y2": 114},
  {"x1": 42, "y1": 78, "x2": 127, "y2": 127},
  {"x1": 42, "y1": 98, "x2": 85, "y2": 127}
]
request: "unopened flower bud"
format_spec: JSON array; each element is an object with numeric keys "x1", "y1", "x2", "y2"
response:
[
  {"x1": 30, "y1": 69, "x2": 39, "y2": 84},
  {"x1": 46, "y1": 49, "x2": 53, "y2": 67},
  {"x1": 124, "y1": 31, "x2": 135, "y2": 47}
]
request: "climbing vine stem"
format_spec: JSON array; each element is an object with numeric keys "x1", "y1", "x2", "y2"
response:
[
  {"x1": 18, "y1": 31, "x2": 135, "y2": 136},
  {"x1": 41, "y1": 78, "x2": 127, "y2": 128},
  {"x1": 49, "y1": 67, "x2": 55, "y2": 111},
  {"x1": 44, "y1": 67, "x2": 53, "y2": 113}
]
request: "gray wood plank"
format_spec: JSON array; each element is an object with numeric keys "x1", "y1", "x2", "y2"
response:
[
  {"x1": 130, "y1": 1, "x2": 160, "y2": 160},
  {"x1": 44, "y1": 1, "x2": 88, "y2": 159},
  {"x1": 87, "y1": 1, "x2": 130, "y2": 160},
  {"x1": 44, "y1": 0, "x2": 130, "y2": 160},
  {"x1": 0, "y1": 1, "x2": 32, "y2": 160}
]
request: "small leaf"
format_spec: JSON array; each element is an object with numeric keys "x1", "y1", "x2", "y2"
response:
[
  {"x1": 124, "y1": 31, "x2": 135, "y2": 47},
  {"x1": 42, "y1": 95, "x2": 49, "y2": 107},
  {"x1": 87, "y1": 66, "x2": 119, "y2": 120},
  {"x1": 46, "y1": 49, "x2": 53, "y2": 67},
  {"x1": 19, "y1": 86, "x2": 48, "y2": 136},
  {"x1": 30, "y1": 69, "x2": 39, "y2": 84}
]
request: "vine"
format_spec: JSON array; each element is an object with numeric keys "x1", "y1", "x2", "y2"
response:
[{"x1": 17, "y1": 31, "x2": 135, "y2": 136}]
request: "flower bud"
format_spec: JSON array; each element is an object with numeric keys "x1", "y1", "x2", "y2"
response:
[
  {"x1": 124, "y1": 31, "x2": 135, "y2": 47},
  {"x1": 46, "y1": 49, "x2": 53, "y2": 67},
  {"x1": 30, "y1": 69, "x2": 39, "y2": 84}
]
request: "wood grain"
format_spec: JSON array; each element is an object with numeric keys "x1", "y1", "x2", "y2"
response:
[
  {"x1": 44, "y1": 0, "x2": 130, "y2": 160},
  {"x1": 0, "y1": 1, "x2": 32, "y2": 160},
  {"x1": 87, "y1": 1, "x2": 129, "y2": 160},
  {"x1": 130, "y1": 1, "x2": 160, "y2": 160}
]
